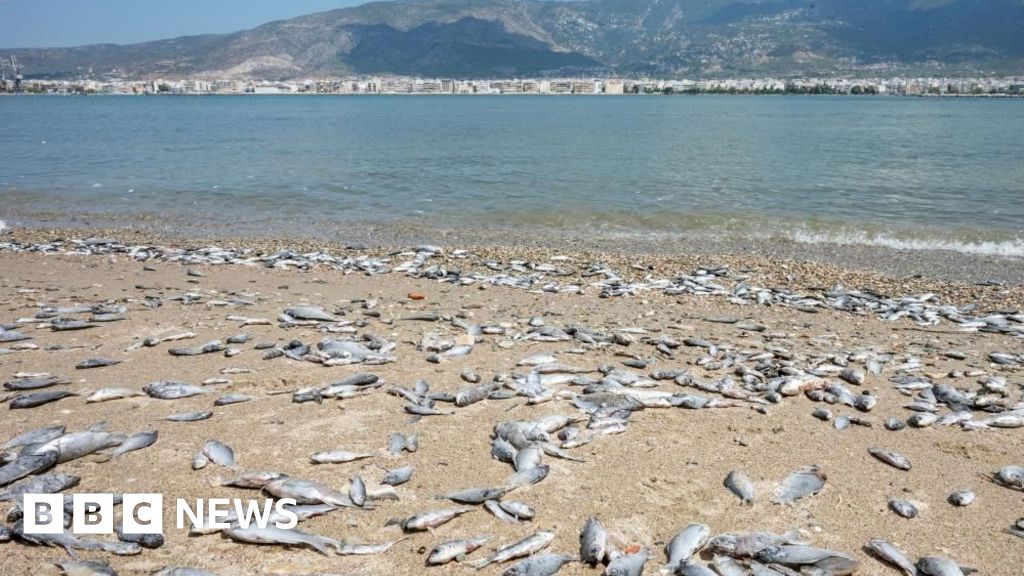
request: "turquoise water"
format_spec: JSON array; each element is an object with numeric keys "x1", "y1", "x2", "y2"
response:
[{"x1": 1, "y1": 95, "x2": 1022, "y2": 255}]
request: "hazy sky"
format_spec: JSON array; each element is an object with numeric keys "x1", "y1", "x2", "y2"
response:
[{"x1": 0, "y1": 0, "x2": 370, "y2": 48}]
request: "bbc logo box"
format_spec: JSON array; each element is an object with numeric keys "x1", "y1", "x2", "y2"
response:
[{"x1": 23, "y1": 493, "x2": 163, "y2": 535}]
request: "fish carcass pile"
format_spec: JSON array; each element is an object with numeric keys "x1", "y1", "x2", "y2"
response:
[{"x1": 0, "y1": 237, "x2": 1022, "y2": 576}]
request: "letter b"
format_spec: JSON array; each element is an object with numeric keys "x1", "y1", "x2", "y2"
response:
[
  {"x1": 23, "y1": 494, "x2": 64, "y2": 535},
  {"x1": 73, "y1": 493, "x2": 114, "y2": 534}
]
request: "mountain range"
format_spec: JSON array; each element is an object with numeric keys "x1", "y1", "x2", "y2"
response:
[{"x1": 6, "y1": 0, "x2": 1024, "y2": 79}]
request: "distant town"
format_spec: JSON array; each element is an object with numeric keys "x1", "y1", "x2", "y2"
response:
[{"x1": 3, "y1": 74, "x2": 1024, "y2": 97}]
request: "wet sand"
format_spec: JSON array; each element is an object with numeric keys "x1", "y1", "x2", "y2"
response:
[{"x1": 0, "y1": 235, "x2": 1023, "y2": 576}]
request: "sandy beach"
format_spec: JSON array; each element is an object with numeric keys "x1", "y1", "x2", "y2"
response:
[{"x1": 0, "y1": 230, "x2": 1022, "y2": 576}]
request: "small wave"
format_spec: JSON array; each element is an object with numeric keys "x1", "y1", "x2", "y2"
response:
[
  {"x1": 0, "y1": 220, "x2": 6, "y2": 232},
  {"x1": 790, "y1": 230, "x2": 1024, "y2": 258}
]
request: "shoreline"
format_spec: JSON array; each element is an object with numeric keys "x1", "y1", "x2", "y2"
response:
[
  {"x1": 3, "y1": 224, "x2": 1023, "y2": 304},
  {"x1": 0, "y1": 236, "x2": 1021, "y2": 576}
]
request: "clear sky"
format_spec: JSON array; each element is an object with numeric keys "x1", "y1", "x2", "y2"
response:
[{"x1": 0, "y1": 0, "x2": 370, "y2": 48}]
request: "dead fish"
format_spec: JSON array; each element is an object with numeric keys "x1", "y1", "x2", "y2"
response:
[
  {"x1": 916, "y1": 556, "x2": 966, "y2": 576},
  {"x1": 485, "y1": 500, "x2": 525, "y2": 525},
  {"x1": 52, "y1": 319, "x2": 97, "y2": 331},
  {"x1": 2, "y1": 425, "x2": 65, "y2": 450},
  {"x1": 499, "y1": 500, "x2": 535, "y2": 520},
  {"x1": 381, "y1": 466, "x2": 414, "y2": 486},
  {"x1": 405, "y1": 404, "x2": 454, "y2": 416},
  {"x1": 472, "y1": 530, "x2": 555, "y2": 568},
  {"x1": 503, "y1": 553, "x2": 575, "y2": 576},
  {"x1": 398, "y1": 507, "x2": 473, "y2": 532},
  {"x1": 284, "y1": 307, "x2": 337, "y2": 322},
  {"x1": 989, "y1": 465, "x2": 1024, "y2": 490},
  {"x1": 111, "y1": 430, "x2": 157, "y2": 458},
  {"x1": 116, "y1": 526, "x2": 164, "y2": 549},
  {"x1": 166, "y1": 410, "x2": 212, "y2": 422},
  {"x1": 674, "y1": 561, "x2": 717, "y2": 576},
  {"x1": 87, "y1": 388, "x2": 144, "y2": 403},
  {"x1": 33, "y1": 429, "x2": 124, "y2": 464},
  {"x1": 441, "y1": 486, "x2": 509, "y2": 504},
  {"x1": 309, "y1": 450, "x2": 375, "y2": 464},
  {"x1": 664, "y1": 524, "x2": 710, "y2": 569},
  {"x1": 889, "y1": 499, "x2": 918, "y2": 519},
  {"x1": 151, "y1": 568, "x2": 216, "y2": 576},
  {"x1": 350, "y1": 475, "x2": 367, "y2": 507},
  {"x1": 143, "y1": 381, "x2": 206, "y2": 400},
  {"x1": 506, "y1": 464, "x2": 550, "y2": 488},
  {"x1": 580, "y1": 516, "x2": 608, "y2": 566},
  {"x1": 773, "y1": 465, "x2": 826, "y2": 504},
  {"x1": 868, "y1": 448, "x2": 912, "y2": 471},
  {"x1": 223, "y1": 524, "x2": 341, "y2": 555},
  {"x1": 75, "y1": 358, "x2": 122, "y2": 370},
  {"x1": 706, "y1": 531, "x2": 807, "y2": 558},
  {"x1": 755, "y1": 545, "x2": 859, "y2": 575},
  {"x1": 0, "y1": 451, "x2": 58, "y2": 488},
  {"x1": 218, "y1": 470, "x2": 287, "y2": 489},
  {"x1": 201, "y1": 440, "x2": 235, "y2": 467},
  {"x1": 606, "y1": 550, "x2": 648, "y2": 576},
  {"x1": 214, "y1": 393, "x2": 251, "y2": 406},
  {"x1": 867, "y1": 538, "x2": 917, "y2": 576},
  {"x1": 54, "y1": 560, "x2": 118, "y2": 576},
  {"x1": 10, "y1": 390, "x2": 77, "y2": 409},
  {"x1": 427, "y1": 536, "x2": 490, "y2": 565},
  {"x1": 336, "y1": 540, "x2": 397, "y2": 556},
  {"x1": 4, "y1": 376, "x2": 69, "y2": 391},
  {"x1": 724, "y1": 470, "x2": 755, "y2": 504},
  {"x1": 0, "y1": 472, "x2": 80, "y2": 501},
  {"x1": 947, "y1": 490, "x2": 975, "y2": 507},
  {"x1": 263, "y1": 477, "x2": 353, "y2": 507}
]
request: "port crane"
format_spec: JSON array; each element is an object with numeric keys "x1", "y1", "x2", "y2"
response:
[{"x1": 9, "y1": 55, "x2": 23, "y2": 91}]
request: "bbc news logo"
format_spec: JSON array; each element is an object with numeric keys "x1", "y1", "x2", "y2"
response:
[{"x1": 22, "y1": 494, "x2": 298, "y2": 535}]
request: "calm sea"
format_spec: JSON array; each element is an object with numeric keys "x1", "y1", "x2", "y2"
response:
[{"x1": 1, "y1": 95, "x2": 1022, "y2": 256}]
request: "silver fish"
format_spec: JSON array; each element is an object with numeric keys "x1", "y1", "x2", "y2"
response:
[
  {"x1": 284, "y1": 307, "x2": 337, "y2": 322},
  {"x1": 675, "y1": 561, "x2": 717, "y2": 576},
  {"x1": 86, "y1": 388, "x2": 144, "y2": 403},
  {"x1": 472, "y1": 530, "x2": 556, "y2": 568},
  {"x1": 10, "y1": 390, "x2": 77, "y2": 409},
  {"x1": 55, "y1": 560, "x2": 118, "y2": 576},
  {"x1": 0, "y1": 452, "x2": 58, "y2": 487},
  {"x1": 916, "y1": 556, "x2": 964, "y2": 576},
  {"x1": 75, "y1": 358, "x2": 122, "y2": 369},
  {"x1": 665, "y1": 524, "x2": 711, "y2": 570},
  {"x1": 166, "y1": 410, "x2": 212, "y2": 422},
  {"x1": 381, "y1": 466, "x2": 414, "y2": 486},
  {"x1": 263, "y1": 477, "x2": 353, "y2": 507},
  {"x1": 2, "y1": 425, "x2": 65, "y2": 450},
  {"x1": 0, "y1": 472, "x2": 79, "y2": 501},
  {"x1": 399, "y1": 507, "x2": 473, "y2": 532},
  {"x1": 350, "y1": 475, "x2": 366, "y2": 507},
  {"x1": 223, "y1": 525, "x2": 341, "y2": 555},
  {"x1": 580, "y1": 516, "x2": 608, "y2": 566},
  {"x1": 773, "y1": 465, "x2": 826, "y2": 504},
  {"x1": 143, "y1": 381, "x2": 206, "y2": 400},
  {"x1": 499, "y1": 500, "x2": 535, "y2": 520},
  {"x1": 202, "y1": 440, "x2": 235, "y2": 467},
  {"x1": 442, "y1": 486, "x2": 510, "y2": 504},
  {"x1": 606, "y1": 550, "x2": 648, "y2": 576},
  {"x1": 990, "y1": 465, "x2": 1024, "y2": 490},
  {"x1": 503, "y1": 553, "x2": 574, "y2": 576},
  {"x1": 218, "y1": 470, "x2": 286, "y2": 489},
  {"x1": 485, "y1": 499, "x2": 524, "y2": 525},
  {"x1": 724, "y1": 470, "x2": 755, "y2": 504},
  {"x1": 869, "y1": 448, "x2": 912, "y2": 471},
  {"x1": 309, "y1": 450, "x2": 375, "y2": 464},
  {"x1": 427, "y1": 536, "x2": 490, "y2": 565},
  {"x1": 867, "y1": 538, "x2": 917, "y2": 576},
  {"x1": 755, "y1": 545, "x2": 859, "y2": 575},
  {"x1": 35, "y1": 430, "x2": 125, "y2": 463},
  {"x1": 889, "y1": 499, "x2": 918, "y2": 519},
  {"x1": 338, "y1": 540, "x2": 398, "y2": 555},
  {"x1": 111, "y1": 430, "x2": 157, "y2": 458},
  {"x1": 947, "y1": 490, "x2": 975, "y2": 507},
  {"x1": 506, "y1": 465, "x2": 550, "y2": 488}
]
